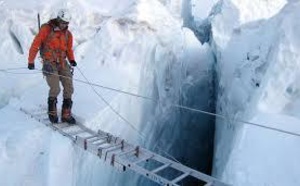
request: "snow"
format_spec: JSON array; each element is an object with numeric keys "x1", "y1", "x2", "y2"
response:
[
  {"x1": 191, "y1": 0, "x2": 219, "y2": 21},
  {"x1": 0, "y1": 0, "x2": 212, "y2": 185},
  {"x1": 209, "y1": 0, "x2": 300, "y2": 185},
  {"x1": 1, "y1": 0, "x2": 300, "y2": 185}
]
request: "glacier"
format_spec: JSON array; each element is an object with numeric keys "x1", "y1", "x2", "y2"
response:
[{"x1": 0, "y1": 0, "x2": 300, "y2": 186}]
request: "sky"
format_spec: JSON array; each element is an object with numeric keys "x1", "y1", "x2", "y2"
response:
[{"x1": 1, "y1": 0, "x2": 300, "y2": 186}]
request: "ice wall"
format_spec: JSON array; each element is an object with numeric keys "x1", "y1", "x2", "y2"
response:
[{"x1": 206, "y1": 0, "x2": 300, "y2": 185}]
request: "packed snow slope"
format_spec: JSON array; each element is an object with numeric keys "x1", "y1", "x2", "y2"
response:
[
  {"x1": 201, "y1": 0, "x2": 300, "y2": 185},
  {"x1": 0, "y1": 0, "x2": 216, "y2": 185}
]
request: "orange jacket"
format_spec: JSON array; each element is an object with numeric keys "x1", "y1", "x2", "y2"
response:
[{"x1": 28, "y1": 19, "x2": 75, "y2": 66}]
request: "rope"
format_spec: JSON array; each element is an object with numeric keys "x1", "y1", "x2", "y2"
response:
[
  {"x1": 172, "y1": 104, "x2": 300, "y2": 137},
  {"x1": 1, "y1": 67, "x2": 300, "y2": 138},
  {"x1": 0, "y1": 67, "x2": 38, "y2": 74},
  {"x1": 75, "y1": 67, "x2": 148, "y2": 143},
  {"x1": 0, "y1": 71, "x2": 40, "y2": 75},
  {"x1": 74, "y1": 78, "x2": 156, "y2": 102},
  {"x1": 75, "y1": 66, "x2": 181, "y2": 164},
  {"x1": 74, "y1": 79, "x2": 300, "y2": 137},
  {"x1": 41, "y1": 68, "x2": 180, "y2": 163},
  {"x1": 0, "y1": 67, "x2": 27, "y2": 71}
]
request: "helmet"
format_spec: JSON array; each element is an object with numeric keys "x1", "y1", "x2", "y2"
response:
[{"x1": 57, "y1": 9, "x2": 71, "y2": 22}]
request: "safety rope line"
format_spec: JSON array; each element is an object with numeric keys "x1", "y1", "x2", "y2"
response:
[
  {"x1": 172, "y1": 104, "x2": 300, "y2": 137},
  {"x1": 74, "y1": 78, "x2": 156, "y2": 102},
  {"x1": 0, "y1": 67, "x2": 27, "y2": 70},
  {"x1": 0, "y1": 67, "x2": 181, "y2": 163},
  {"x1": 76, "y1": 66, "x2": 182, "y2": 164},
  {"x1": 1, "y1": 67, "x2": 300, "y2": 138},
  {"x1": 75, "y1": 66, "x2": 148, "y2": 142},
  {"x1": 0, "y1": 67, "x2": 39, "y2": 74}
]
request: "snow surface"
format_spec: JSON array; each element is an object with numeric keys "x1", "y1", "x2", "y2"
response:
[
  {"x1": 207, "y1": 0, "x2": 300, "y2": 185},
  {"x1": 0, "y1": 0, "x2": 215, "y2": 185},
  {"x1": 1, "y1": 0, "x2": 300, "y2": 185}
]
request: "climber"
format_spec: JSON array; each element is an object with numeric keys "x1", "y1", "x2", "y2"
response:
[{"x1": 27, "y1": 9, "x2": 77, "y2": 124}]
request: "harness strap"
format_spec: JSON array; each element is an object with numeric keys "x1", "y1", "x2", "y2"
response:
[{"x1": 40, "y1": 24, "x2": 69, "y2": 68}]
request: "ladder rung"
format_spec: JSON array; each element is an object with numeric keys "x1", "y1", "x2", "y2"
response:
[
  {"x1": 97, "y1": 130, "x2": 108, "y2": 136},
  {"x1": 104, "y1": 144, "x2": 123, "y2": 161},
  {"x1": 61, "y1": 124, "x2": 80, "y2": 130},
  {"x1": 116, "y1": 147, "x2": 136, "y2": 157},
  {"x1": 91, "y1": 135, "x2": 109, "y2": 143},
  {"x1": 132, "y1": 154, "x2": 154, "y2": 165},
  {"x1": 88, "y1": 137, "x2": 102, "y2": 143},
  {"x1": 22, "y1": 106, "x2": 229, "y2": 186},
  {"x1": 93, "y1": 140, "x2": 108, "y2": 147},
  {"x1": 68, "y1": 129, "x2": 85, "y2": 136},
  {"x1": 104, "y1": 144, "x2": 123, "y2": 153},
  {"x1": 54, "y1": 123, "x2": 71, "y2": 129},
  {"x1": 171, "y1": 172, "x2": 190, "y2": 184},
  {"x1": 98, "y1": 143, "x2": 123, "y2": 158},
  {"x1": 90, "y1": 138, "x2": 104, "y2": 144},
  {"x1": 95, "y1": 136, "x2": 109, "y2": 141},
  {"x1": 61, "y1": 125, "x2": 81, "y2": 133},
  {"x1": 84, "y1": 134, "x2": 100, "y2": 140},
  {"x1": 99, "y1": 142, "x2": 121, "y2": 150},
  {"x1": 151, "y1": 163, "x2": 171, "y2": 173}
]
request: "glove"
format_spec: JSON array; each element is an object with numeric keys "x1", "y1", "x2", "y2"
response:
[
  {"x1": 70, "y1": 60, "x2": 77, "y2": 67},
  {"x1": 28, "y1": 63, "x2": 35, "y2": 70}
]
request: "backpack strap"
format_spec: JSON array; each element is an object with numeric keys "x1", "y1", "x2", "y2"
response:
[
  {"x1": 40, "y1": 23, "x2": 55, "y2": 58},
  {"x1": 39, "y1": 21, "x2": 70, "y2": 66}
]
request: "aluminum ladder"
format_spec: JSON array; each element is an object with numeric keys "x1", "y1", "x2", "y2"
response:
[{"x1": 20, "y1": 107, "x2": 229, "y2": 186}]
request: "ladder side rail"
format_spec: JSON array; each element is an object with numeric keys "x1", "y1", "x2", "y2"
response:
[
  {"x1": 107, "y1": 136, "x2": 228, "y2": 185},
  {"x1": 153, "y1": 156, "x2": 226, "y2": 186},
  {"x1": 131, "y1": 154, "x2": 154, "y2": 165},
  {"x1": 170, "y1": 163, "x2": 225, "y2": 186},
  {"x1": 54, "y1": 127, "x2": 77, "y2": 141},
  {"x1": 141, "y1": 148, "x2": 228, "y2": 186},
  {"x1": 171, "y1": 172, "x2": 190, "y2": 184},
  {"x1": 110, "y1": 144, "x2": 135, "y2": 162},
  {"x1": 61, "y1": 125, "x2": 84, "y2": 134},
  {"x1": 93, "y1": 140, "x2": 109, "y2": 147},
  {"x1": 21, "y1": 106, "x2": 228, "y2": 186},
  {"x1": 96, "y1": 129, "x2": 110, "y2": 136},
  {"x1": 75, "y1": 133, "x2": 100, "y2": 152},
  {"x1": 67, "y1": 129, "x2": 86, "y2": 136},
  {"x1": 90, "y1": 135, "x2": 110, "y2": 144},
  {"x1": 79, "y1": 134, "x2": 117, "y2": 157},
  {"x1": 151, "y1": 163, "x2": 172, "y2": 174},
  {"x1": 76, "y1": 123, "x2": 98, "y2": 135},
  {"x1": 53, "y1": 123, "x2": 72, "y2": 130},
  {"x1": 86, "y1": 140, "x2": 107, "y2": 155},
  {"x1": 103, "y1": 144, "x2": 124, "y2": 161},
  {"x1": 84, "y1": 134, "x2": 100, "y2": 140},
  {"x1": 60, "y1": 124, "x2": 81, "y2": 131},
  {"x1": 98, "y1": 142, "x2": 124, "y2": 159},
  {"x1": 75, "y1": 136, "x2": 85, "y2": 147},
  {"x1": 115, "y1": 146, "x2": 137, "y2": 157},
  {"x1": 109, "y1": 142, "x2": 140, "y2": 172},
  {"x1": 115, "y1": 157, "x2": 180, "y2": 186}
]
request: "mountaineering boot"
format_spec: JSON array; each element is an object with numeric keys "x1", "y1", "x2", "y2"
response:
[
  {"x1": 61, "y1": 98, "x2": 76, "y2": 124},
  {"x1": 48, "y1": 97, "x2": 58, "y2": 123}
]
